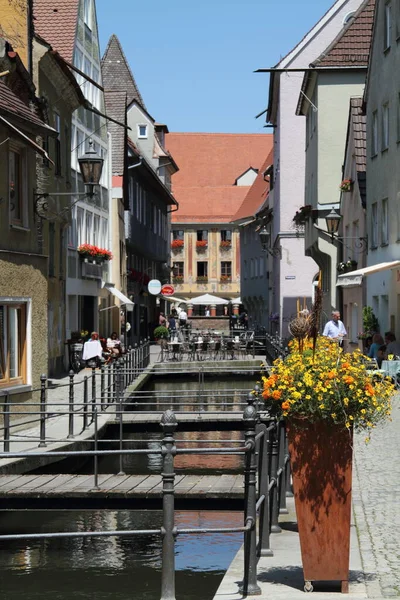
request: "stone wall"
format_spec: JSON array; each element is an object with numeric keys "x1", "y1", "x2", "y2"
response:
[{"x1": 188, "y1": 317, "x2": 230, "y2": 332}]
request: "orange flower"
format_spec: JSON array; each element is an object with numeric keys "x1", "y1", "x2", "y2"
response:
[
  {"x1": 281, "y1": 401, "x2": 290, "y2": 410},
  {"x1": 343, "y1": 375, "x2": 355, "y2": 385},
  {"x1": 272, "y1": 390, "x2": 282, "y2": 400},
  {"x1": 327, "y1": 371, "x2": 336, "y2": 379},
  {"x1": 341, "y1": 362, "x2": 351, "y2": 370},
  {"x1": 262, "y1": 390, "x2": 270, "y2": 399}
]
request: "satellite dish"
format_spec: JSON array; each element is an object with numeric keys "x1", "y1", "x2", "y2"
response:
[{"x1": 35, "y1": 196, "x2": 65, "y2": 223}]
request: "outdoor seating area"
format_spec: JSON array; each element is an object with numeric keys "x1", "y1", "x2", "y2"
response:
[{"x1": 159, "y1": 330, "x2": 257, "y2": 362}]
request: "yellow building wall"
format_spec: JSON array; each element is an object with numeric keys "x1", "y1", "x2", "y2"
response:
[{"x1": 0, "y1": 0, "x2": 30, "y2": 68}]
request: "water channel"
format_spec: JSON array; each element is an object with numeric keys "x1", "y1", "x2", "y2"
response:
[{"x1": 0, "y1": 373, "x2": 257, "y2": 599}]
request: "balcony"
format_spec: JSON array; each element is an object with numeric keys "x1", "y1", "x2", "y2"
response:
[{"x1": 81, "y1": 261, "x2": 103, "y2": 280}]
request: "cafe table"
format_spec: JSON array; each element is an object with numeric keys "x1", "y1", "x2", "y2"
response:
[{"x1": 381, "y1": 360, "x2": 400, "y2": 383}]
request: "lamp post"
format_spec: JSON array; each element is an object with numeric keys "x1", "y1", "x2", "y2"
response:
[
  {"x1": 313, "y1": 208, "x2": 368, "y2": 253},
  {"x1": 259, "y1": 226, "x2": 282, "y2": 258},
  {"x1": 325, "y1": 208, "x2": 341, "y2": 240}
]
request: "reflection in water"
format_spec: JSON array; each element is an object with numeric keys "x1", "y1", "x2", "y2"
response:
[{"x1": 0, "y1": 510, "x2": 242, "y2": 599}]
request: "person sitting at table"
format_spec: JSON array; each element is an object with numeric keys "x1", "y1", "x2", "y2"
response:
[
  {"x1": 376, "y1": 345, "x2": 387, "y2": 369},
  {"x1": 82, "y1": 332, "x2": 103, "y2": 367},
  {"x1": 368, "y1": 333, "x2": 384, "y2": 359},
  {"x1": 107, "y1": 332, "x2": 122, "y2": 357},
  {"x1": 168, "y1": 314, "x2": 176, "y2": 334},
  {"x1": 384, "y1": 332, "x2": 400, "y2": 357}
]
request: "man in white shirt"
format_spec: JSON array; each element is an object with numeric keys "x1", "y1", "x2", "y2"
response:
[
  {"x1": 179, "y1": 309, "x2": 188, "y2": 328},
  {"x1": 323, "y1": 311, "x2": 347, "y2": 344}
]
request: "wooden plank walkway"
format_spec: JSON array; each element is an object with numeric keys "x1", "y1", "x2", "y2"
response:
[{"x1": 0, "y1": 474, "x2": 244, "y2": 499}]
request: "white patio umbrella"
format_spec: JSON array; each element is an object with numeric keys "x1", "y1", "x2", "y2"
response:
[
  {"x1": 230, "y1": 296, "x2": 242, "y2": 304},
  {"x1": 190, "y1": 293, "x2": 229, "y2": 305},
  {"x1": 161, "y1": 295, "x2": 188, "y2": 304}
]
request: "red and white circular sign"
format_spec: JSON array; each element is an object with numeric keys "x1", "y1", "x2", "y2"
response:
[{"x1": 161, "y1": 284, "x2": 175, "y2": 296}]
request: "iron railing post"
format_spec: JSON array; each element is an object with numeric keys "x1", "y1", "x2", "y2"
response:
[
  {"x1": 100, "y1": 365, "x2": 105, "y2": 411},
  {"x1": 91, "y1": 366, "x2": 96, "y2": 420},
  {"x1": 160, "y1": 409, "x2": 178, "y2": 600},
  {"x1": 116, "y1": 360, "x2": 125, "y2": 475},
  {"x1": 270, "y1": 423, "x2": 282, "y2": 533},
  {"x1": 134, "y1": 343, "x2": 138, "y2": 377},
  {"x1": 242, "y1": 396, "x2": 261, "y2": 596},
  {"x1": 93, "y1": 408, "x2": 99, "y2": 489},
  {"x1": 3, "y1": 393, "x2": 10, "y2": 452},
  {"x1": 257, "y1": 422, "x2": 273, "y2": 556},
  {"x1": 107, "y1": 362, "x2": 112, "y2": 404},
  {"x1": 39, "y1": 374, "x2": 47, "y2": 447},
  {"x1": 83, "y1": 376, "x2": 89, "y2": 431},
  {"x1": 68, "y1": 370, "x2": 74, "y2": 438}
]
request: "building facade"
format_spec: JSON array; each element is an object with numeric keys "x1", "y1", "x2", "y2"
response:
[
  {"x1": 166, "y1": 133, "x2": 273, "y2": 314},
  {"x1": 265, "y1": 0, "x2": 365, "y2": 335}
]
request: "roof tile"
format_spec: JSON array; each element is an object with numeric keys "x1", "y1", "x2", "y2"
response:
[
  {"x1": 165, "y1": 133, "x2": 273, "y2": 223},
  {"x1": 33, "y1": 0, "x2": 79, "y2": 63},
  {"x1": 101, "y1": 34, "x2": 145, "y2": 108},
  {"x1": 232, "y1": 151, "x2": 274, "y2": 221},
  {"x1": 0, "y1": 80, "x2": 50, "y2": 130}
]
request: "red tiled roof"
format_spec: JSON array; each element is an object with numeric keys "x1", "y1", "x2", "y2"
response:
[
  {"x1": 165, "y1": 133, "x2": 273, "y2": 223},
  {"x1": 0, "y1": 80, "x2": 52, "y2": 131},
  {"x1": 33, "y1": 0, "x2": 79, "y2": 62},
  {"x1": 232, "y1": 150, "x2": 273, "y2": 222},
  {"x1": 313, "y1": 0, "x2": 375, "y2": 67}
]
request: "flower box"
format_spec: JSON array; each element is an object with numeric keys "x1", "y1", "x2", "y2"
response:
[
  {"x1": 293, "y1": 204, "x2": 313, "y2": 226},
  {"x1": 340, "y1": 179, "x2": 353, "y2": 192},
  {"x1": 337, "y1": 259, "x2": 357, "y2": 273},
  {"x1": 220, "y1": 276, "x2": 232, "y2": 283},
  {"x1": 171, "y1": 239, "x2": 184, "y2": 250},
  {"x1": 173, "y1": 275, "x2": 184, "y2": 284},
  {"x1": 78, "y1": 244, "x2": 113, "y2": 262},
  {"x1": 220, "y1": 240, "x2": 232, "y2": 249},
  {"x1": 196, "y1": 276, "x2": 208, "y2": 283},
  {"x1": 196, "y1": 240, "x2": 208, "y2": 251}
]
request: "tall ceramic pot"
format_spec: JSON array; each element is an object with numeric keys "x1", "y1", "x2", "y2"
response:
[{"x1": 286, "y1": 419, "x2": 353, "y2": 593}]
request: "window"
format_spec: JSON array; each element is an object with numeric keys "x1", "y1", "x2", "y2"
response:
[
  {"x1": 382, "y1": 198, "x2": 389, "y2": 244},
  {"x1": 197, "y1": 230, "x2": 208, "y2": 241},
  {"x1": 174, "y1": 261, "x2": 184, "y2": 276},
  {"x1": 49, "y1": 223, "x2": 56, "y2": 277},
  {"x1": 84, "y1": 0, "x2": 92, "y2": 29},
  {"x1": 101, "y1": 218, "x2": 108, "y2": 249},
  {"x1": 138, "y1": 124, "x2": 148, "y2": 139},
  {"x1": 173, "y1": 230, "x2": 184, "y2": 240},
  {"x1": 382, "y1": 103, "x2": 389, "y2": 150},
  {"x1": 197, "y1": 262, "x2": 208, "y2": 279},
  {"x1": 371, "y1": 202, "x2": 378, "y2": 247},
  {"x1": 384, "y1": 2, "x2": 392, "y2": 50},
  {"x1": 372, "y1": 111, "x2": 378, "y2": 156},
  {"x1": 9, "y1": 148, "x2": 26, "y2": 226},
  {"x1": 54, "y1": 113, "x2": 61, "y2": 175},
  {"x1": 85, "y1": 212, "x2": 93, "y2": 244},
  {"x1": 221, "y1": 261, "x2": 232, "y2": 280},
  {"x1": 220, "y1": 230, "x2": 232, "y2": 242},
  {"x1": 0, "y1": 302, "x2": 27, "y2": 387},
  {"x1": 76, "y1": 208, "x2": 84, "y2": 247},
  {"x1": 91, "y1": 67, "x2": 100, "y2": 109},
  {"x1": 93, "y1": 214, "x2": 100, "y2": 246}
]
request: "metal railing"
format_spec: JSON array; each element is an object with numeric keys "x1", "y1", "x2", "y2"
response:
[
  {"x1": 0, "y1": 392, "x2": 290, "y2": 600},
  {"x1": 265, "y1": 333, "x2": 289, "y2": 363}
]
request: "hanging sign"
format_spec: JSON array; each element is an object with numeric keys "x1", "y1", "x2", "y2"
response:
[
  {"x1": 148, "y1": 279, "x2": 162, "y2": 295},
  {"x1": 161, "y1": 284, "x2": 175, "y2": 296}
]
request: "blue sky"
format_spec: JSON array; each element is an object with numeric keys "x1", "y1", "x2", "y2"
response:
[{"x1": 97, "y1": 0, "x2": 335, "y2": 133}]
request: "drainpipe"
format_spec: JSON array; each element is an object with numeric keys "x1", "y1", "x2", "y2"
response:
[{"x1": 128, "y1": 157, "x2": 143, "y2": 170}]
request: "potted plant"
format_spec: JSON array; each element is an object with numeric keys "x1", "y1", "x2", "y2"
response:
[
  {"x1": 293, "y1": 204, "x2": 313, "y2": 226},
  {"x1": 220, "y1": 240, "x2": 232, "y2": 249},
  {"x1": 260, "y1": 335, "x2": 394, "y2": 592},
  {"x1": 78, "y1": 244, "x2": 113, "y2": 262},
  {"x1": 220, "y1": 275, "x2": 232, "y2": 283},
  {"x1": 362, "y1": 306, "x2": 379, "y2": 335},
  {"x1": 171, "y1": 239, "x2": 184, "y2": 250},
  {"x1": 153, "y1": 326, "x2": 169, "y2": 343},
  {"x1": 196, "y1": 240, "x2": 208, "y2": 251},
  {"x1": 173, "y1": 274, "x2": 184, "y2": 284},
  {"x1": 196, "y1": 275, "x2": 208, "y2": 283},
  {"x1": 340, "y1": 178, "x2": 353, "y2": 192}
]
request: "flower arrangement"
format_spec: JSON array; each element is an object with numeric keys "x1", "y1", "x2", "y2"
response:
[
  {"x1": 196, "y1": 275, "x2": 208, "y2": 283},
  {"x1": 337, "y1": 259, "x2": 358, "y2": 273},
  {"x1": 293, "y1": 204, "x2": 313, "y2": 226},
  {"x1": 173, "y1": 274, "x2": 184, "y2": 283},
  {"x1": 196, "y1": 240, "x2": 208, "y2": 250},
  {"x1": 220, "y1": 275, "x2": 232, "y2": 282},
  {"x1": 340, "y1": 179, "x2": 353, "y2": 192},
  {"x1": 260, "y1": 336, "x2": 394, "y2": 435},
  {"x1": 220, "y1": 240, "x2": 232, "y2": 249},
  {"x1": 77, "y1": 244, "x2": 113, "y2": 261},
  {"x1": 171, "y1": 239, "x2": 184, "y2": 249}
]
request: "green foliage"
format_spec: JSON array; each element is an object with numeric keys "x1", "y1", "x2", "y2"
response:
[
  {"x1": 154, "y1": 326, "x2": 169, "y2": 340},
  {"x1": 362, "y1": 306, "x2": 379, "y2": 334}
]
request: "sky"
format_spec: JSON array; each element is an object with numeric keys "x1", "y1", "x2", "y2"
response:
[{"x1": 97, "y1": 0, "x2": 337, "y2": 134}]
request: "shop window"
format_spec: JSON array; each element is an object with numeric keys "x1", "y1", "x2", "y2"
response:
[{"x1": 0, "y1": 302, "x2": 27, "y2": 387}]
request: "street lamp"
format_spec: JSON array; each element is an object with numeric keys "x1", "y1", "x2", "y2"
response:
[
  {"x1": 325, "y1": 208, "x2": 341, "y2": 239},
  {"x1": 259, "y1": 226, "x2": 282, "y2": 258},
  {"x1": 313, "y1": 207, "x2": 368, "y2": 253},
  {"x1": 35, "y1": 140, "x2": 104, "y2": 221}
]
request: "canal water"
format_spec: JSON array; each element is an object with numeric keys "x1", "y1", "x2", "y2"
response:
[
  {"x1": 0, "y1": 510, "x2": 243, "y2": 599},
  {"x1": 1, "y1": 374, "x2": 257, "y2": 598}
]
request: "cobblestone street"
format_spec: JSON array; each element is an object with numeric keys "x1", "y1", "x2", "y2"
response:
[{"x1": 353, "y1": 394, "x2": 400, "y2": 598}]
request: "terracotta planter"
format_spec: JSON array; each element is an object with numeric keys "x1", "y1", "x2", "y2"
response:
[{"x1": 286, "y1": 419, "x2": 353, "y2": 593}]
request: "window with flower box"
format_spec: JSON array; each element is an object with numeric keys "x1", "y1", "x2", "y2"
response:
[
  {"x1": 9, "y1": 146, "x2": 28, "y2": 228},
  {"x1": 197, "y1": 261, "x2": 208, "y2": 281},
  {"x1": 197, "y1": 230, "x2": 208, "y2": 242},
  {"x1": 220, "y1": 261, "x2": 232, "y2": 282},
  {"x1": 0, "y1": 302, "x2": 28, "y2": 388}
]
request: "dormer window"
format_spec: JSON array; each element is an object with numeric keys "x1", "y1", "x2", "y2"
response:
[{"x1": 138, "y1": 124, "x2": 148, "y2": 139}]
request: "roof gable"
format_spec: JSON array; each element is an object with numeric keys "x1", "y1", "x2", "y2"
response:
[
  {"x1": 101, "y1": 34, "x2": 145, "y2": 108},
  {"x1": 312, "y1": 0, "x2": 375, "y2": 67},
  {"x1": 33, "y1": 0, "x2": 79, "y2": 63},
  {"x1": 232, "y1": 152, "x2": 273, "y2": 222},
  {"x1": 235, "y1": 167, "x2": 258, "y2": 186}
]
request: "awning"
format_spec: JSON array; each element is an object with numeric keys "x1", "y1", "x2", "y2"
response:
[
  {"x1": 190, "y1": 293, "x2": 229, "y2": 305},
  {"x1": 336, "y1": 260, "x2": 400, "y2": 287},
  {"x1": 104, "y1": 284, "x2": 134, "y2": 305},
  {"x1": 161, "y1": 295, "x2": 188, "y2": 304},
  {"x1": 0, "y1": 116, "x2": 54, "y2": 164}
]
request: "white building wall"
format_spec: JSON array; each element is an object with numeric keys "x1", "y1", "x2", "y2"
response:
[{"x1": 271, "y1": 0, "x2": 364, "y2": 335}]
